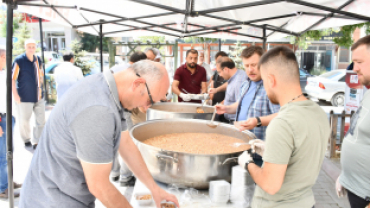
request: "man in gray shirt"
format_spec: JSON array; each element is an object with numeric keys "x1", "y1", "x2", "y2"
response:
[
  {"x1": 19, "y1": 60, "x2": 179, "y2": 208},
  {"x1": 337, "y1": 35, "x2": 370, "y2": 208},
  {"x1": 216, "y1": 57, "x2": 247, "y2": 123}
]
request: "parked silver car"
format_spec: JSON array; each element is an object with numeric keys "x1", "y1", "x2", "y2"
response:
[{"x1": 305, "y1": 70, "x2": 346, "y2": 107}]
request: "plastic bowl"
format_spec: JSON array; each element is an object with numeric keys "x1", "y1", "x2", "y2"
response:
[{"x1": 134, "y1": 192, "x2": 153, "y2": 206}]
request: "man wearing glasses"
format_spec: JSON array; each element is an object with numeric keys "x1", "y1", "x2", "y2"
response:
[{"x1": 20, "y1": 60, "x2": 179, "y2": 208}]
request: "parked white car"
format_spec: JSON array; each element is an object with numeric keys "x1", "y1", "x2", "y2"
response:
[
  {"x1": 37, "y1": 51, "x2": 63, "y2": 63},
  {"x1": 305, "y1": 70, "x2": 346, "y2": 107}
]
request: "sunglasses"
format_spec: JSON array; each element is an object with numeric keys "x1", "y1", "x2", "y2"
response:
[{"x1": 136, "y1": 73, "x2": 154, "y2": 106}]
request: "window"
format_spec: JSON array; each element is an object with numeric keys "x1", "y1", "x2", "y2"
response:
[
  {"x1": 339, "y1": 46, "x2": 350, "y2": 63},
  {"x1": 319, "y1": 46, "x2": 326, "y2": 50},
  {"x1": 338, "y1": 75, "x2": 346, "y2": 82}
]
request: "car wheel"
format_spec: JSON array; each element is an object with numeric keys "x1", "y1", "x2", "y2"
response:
[{"x1": 331, "y1": 93, "x2": 345, "y2": 107}]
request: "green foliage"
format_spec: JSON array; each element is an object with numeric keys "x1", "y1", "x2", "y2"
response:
[
  {"x1": 13, "y1": 22, "x2": 33, "y2": 57},
  {"x1": 134, "y1": 36, "x2": 166, "y2": 54},
  {"x1": 0, "y1": 10, "x2": 24, "y2": 37},
  {"x1": 79, "y1": 32, "x2": 111, "y2": 52},
  {"x1": 183, "y1": 36, "x2": 219, "y2": 44},
  {"x1": 290, "y1": 28, "x2": 336, "y2": 50},
  {"x1": 333, "y1": 23, "x2": 370, "y2": 48},
  {"x1": 229, "y1": 41, "x2": 244, "y2": 70},
  {"x1": 70, "y1": 40, "x2": 95, "y2": 75}
]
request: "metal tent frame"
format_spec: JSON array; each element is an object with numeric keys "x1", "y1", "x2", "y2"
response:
[{"x1": 3, "y1": 0, "x2": 370, "y2": 207}]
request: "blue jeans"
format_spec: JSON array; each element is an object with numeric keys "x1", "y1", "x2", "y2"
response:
[{"x1": 0, "y1": 115, "x2": 15, "y2": 193}]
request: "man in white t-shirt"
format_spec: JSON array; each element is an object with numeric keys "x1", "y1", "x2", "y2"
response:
[
  {"x1": 199, "y1": 51, "x2": 212, "y2": 81},
  {"x1": 54, "y1": 52, "x2": 83, "y2": 101}
]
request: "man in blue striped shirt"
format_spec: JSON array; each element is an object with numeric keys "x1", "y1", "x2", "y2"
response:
[
  {"x1": 216, "y1": 57, "x2": 247, "y2": 123},
  {"x1": 216, "y1": 46, "x2": 279, "y2": 166}
]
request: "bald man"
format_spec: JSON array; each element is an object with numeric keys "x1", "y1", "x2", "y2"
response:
[
  {"x1": 238, "y1": 46, "x2": 330, "y2": 208},
  {"x1": 20, "y1": 60, "x2": 179, "y2": 208}
]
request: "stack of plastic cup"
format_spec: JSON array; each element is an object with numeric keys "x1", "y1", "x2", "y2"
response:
[
  {"x1": 230, "y1": 165, "x2": 255, "y2": 207},
  {"x1": 209, "y1": 180, "x2": 231, "y2": 204}
]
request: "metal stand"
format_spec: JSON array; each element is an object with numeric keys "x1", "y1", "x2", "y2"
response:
[
  {"x1": 100, "y1": 22, "x2": 103, "y2": 72},
  {"x1": 39, "y1": 18, "x2": 48, "y2": 103},
  {"x1": 5, "y1": 1, "x2": 14, "y2": 207}
]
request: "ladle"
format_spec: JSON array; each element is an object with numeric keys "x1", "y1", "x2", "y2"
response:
[{"x1": 206, "y1": 103, "x2": 218, "y2": 128}]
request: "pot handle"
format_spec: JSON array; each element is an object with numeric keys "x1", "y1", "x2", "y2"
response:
[
  {"x1": 156, "y1": 154, "x2": 178, "y2": 163},
  {"x1": 222, "y1": 157, "x2": 238, "y2": 165},
  {"x1": 222, "y1": 149, "x2": 252, "y2": 165}
]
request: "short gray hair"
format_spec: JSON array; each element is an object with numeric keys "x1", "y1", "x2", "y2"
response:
[
  {"x1": 129, "y1": 60, "x2": 164, "y2": 84},
  {"x1": 0, "y1": 48, "x2": 5, "y2": 57},
  {"x1": 145, "y1": 48, "x2": 158, "y2": 56}
]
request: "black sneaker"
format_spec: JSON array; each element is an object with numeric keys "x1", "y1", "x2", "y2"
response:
[
  {"x1": 120, "y1": 176, "x2": 136, "y2": 187},
  {"x1": 25, "y1": 142, "x2": 32, "y2": 147},
  {"x1": 111, "y1": 176, "x2": 119, "y2": 182}
]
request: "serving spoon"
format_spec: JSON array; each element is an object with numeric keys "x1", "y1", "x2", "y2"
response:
[{"x1": 206, "y1": 103, "x2": 218, "y2": 128}]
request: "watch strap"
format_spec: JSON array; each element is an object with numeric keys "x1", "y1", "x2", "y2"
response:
[{"x1": 256, "y1": 117, "x2": 262, "y2": 127}]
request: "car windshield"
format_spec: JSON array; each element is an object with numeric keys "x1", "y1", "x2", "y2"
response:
[
  {"x1": 320, "y1": 71, "x2": 343, "y2": 79},
  {"x1": 299, "y1": 69, "x2": 309, "y2": 76}
]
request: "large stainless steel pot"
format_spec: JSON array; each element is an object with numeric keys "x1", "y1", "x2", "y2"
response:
[
  {"x1": 129, "y1": 119, "x2": 256, "y2": 189},
  {"x1": 147, "y1": 102, "x2": 214, "y2": 120}
]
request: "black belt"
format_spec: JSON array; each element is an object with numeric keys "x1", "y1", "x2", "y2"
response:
[{"x1": 0, "y1": 113, "x2": 5, "y2": 117}]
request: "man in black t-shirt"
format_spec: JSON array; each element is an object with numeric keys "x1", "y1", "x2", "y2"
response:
[{"x1": 209, "y1": 51, "x2": 228, "y2": 105}]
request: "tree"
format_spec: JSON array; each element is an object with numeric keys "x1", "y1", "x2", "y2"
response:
[
  {"x1": 333, "y1": 23, "x2": 370, "y2": 48},
  {"x1": 229, "y1": 41, "x2": 244, "y2": 70},
  {"x1": 0, "y1": 10, "x2": 24, "y2": 37},
  {"x1": 70, "y1": 39, "x2": 95, "y2": 75},
  {"x1": 289, "y1": 29, "x2": 336, "y2": 50},
  {"x1": 13, "y1": 22, "x2": 33, "y2": 57},
  {"x1": 184, "y1": 36, "x2": 219, "y2": 64},
  {"x1": 79, "y1": 32, "x2": 111, "y2": 52},
  {"x1": 135, "y1": 36, "x2": 166, "y2": 54}
]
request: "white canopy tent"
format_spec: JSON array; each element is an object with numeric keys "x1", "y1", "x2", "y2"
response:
[
  {"x1": 15, "y1": 0, "x2": 370, "y2": 42},
  {"x1": 3, "y1": 1, "x2": 370, "y2": 207}
]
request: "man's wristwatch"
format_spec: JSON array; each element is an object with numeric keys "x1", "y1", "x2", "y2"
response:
[
  {"x1": 256, "y1": 117, "x2": 262, "y2": 127},
  {"x1": 244, "y1": 160, "x2": 255, "y2": 174}
]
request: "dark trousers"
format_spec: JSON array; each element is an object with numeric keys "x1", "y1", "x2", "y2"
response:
[
  {"x1": 348, "y1": 190, "x2": 370, "y2": 208},
  {"x1": 217, "y1": 114, "x2": 234, "y2": 124}
]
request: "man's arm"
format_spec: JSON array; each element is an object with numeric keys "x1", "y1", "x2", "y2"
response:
[
  {"x1": 80, "y1": 161, "x2": 132, "y2": 208},
  {"x1": 172, "y1": 80, "x2": 181, "y2": 96},
  {"x1": 201, "y1": 82, "x2": 207, "y2": 94},
  {"x1": 12, "y1": 80, "x2": 20, "y2": 103},
  {"x1": 209, "y1": 82, "x2": 228, "y2": 94},
  {"x1": 215, "y1": 101, "x2": 239, "y2": 115},
  {"x1": 234, "y1": 113, "x2": 278, "y2": 131},
  {"x1": 119, "y1": 131, "x2": 179, "y2": 207},
  {"x1": 247, "y1": 162, "x2": 287, "y2": 195}
]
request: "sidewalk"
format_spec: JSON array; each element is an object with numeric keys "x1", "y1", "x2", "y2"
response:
[{"x1": 0, "y1": 106, "x2": 351, "y2": 207}]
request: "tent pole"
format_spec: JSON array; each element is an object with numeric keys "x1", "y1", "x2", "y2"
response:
[
  {"x1": 263, "y1": 25, "x2": 267, "y2": 51},
  {"x1": 218, "y1": 39, "x2": 221, "y2": 51},
  {"x1": 5, "y1": 1, "x2": 15, "y2": 207},
  {"x1": 39, "y1": 18, "x2": 48, "y2": 103},
  {"x1": 100, "y1": 23, "x2": 103, "y2": 72}
]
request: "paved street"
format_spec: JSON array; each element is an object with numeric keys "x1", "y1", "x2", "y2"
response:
[{"x1": 0, "y1": 101, "x2": 351, "y2": 207}]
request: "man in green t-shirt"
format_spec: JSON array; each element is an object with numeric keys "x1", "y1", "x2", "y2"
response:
[
  {"x1": 336, "y1": 35, "x2": 370, "y2": 208},
  {"x1": 238, "y1": 46, "x2": 331, "y2": 208}
]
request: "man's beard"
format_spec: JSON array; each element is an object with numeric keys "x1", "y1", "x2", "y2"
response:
[
  {"x1": 267, "y1": 91, "x2": 279, "y2": 105},
  {"x1": 188, "y1": 63, "x2": 196, "y2": 68},
  {"x1": 360, "y1": 76, "x2": 370, "y2": 87}
]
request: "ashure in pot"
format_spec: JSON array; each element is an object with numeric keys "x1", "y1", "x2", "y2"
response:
[{"x1": 130, "y1": 119, "x2": 256, "y2": 189}]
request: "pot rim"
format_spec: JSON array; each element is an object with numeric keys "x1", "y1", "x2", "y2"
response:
[
  {"x1": 129, "y1": 118, "x2": 251, "y2": 156},
  {"x1": 148, "y1": 102, "x2": 215, "y2": 114}
]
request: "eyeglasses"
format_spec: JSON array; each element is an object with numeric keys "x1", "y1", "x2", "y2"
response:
[{"x1": 136, "y1": 73, "x2": 154, "y2": 106}]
